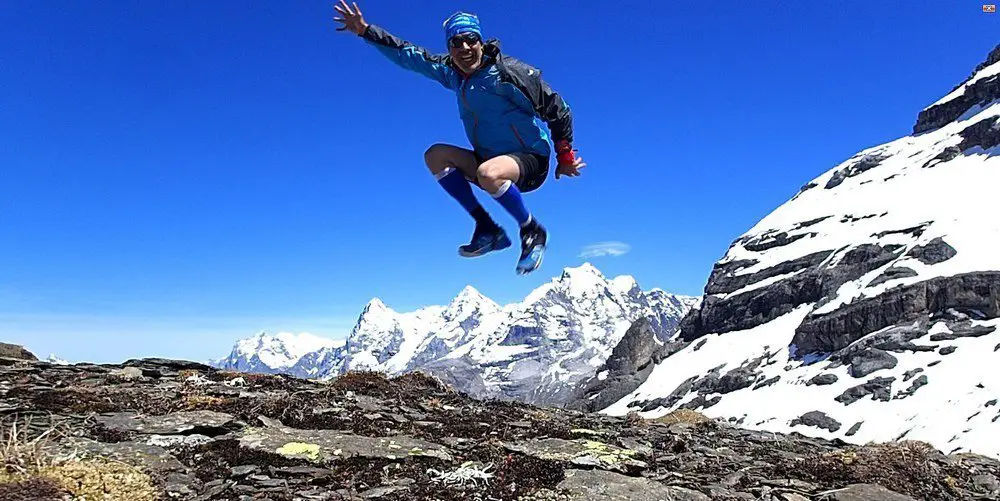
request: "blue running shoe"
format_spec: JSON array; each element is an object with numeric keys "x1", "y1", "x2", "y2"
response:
[
  {"x1": 515, "y1": 220, "x2": 547, "y2": 275},
  {"x1": 458, "y1": 224, "x2": 511, "y2": 257}
]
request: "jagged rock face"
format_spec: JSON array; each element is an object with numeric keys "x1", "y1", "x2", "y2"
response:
[
  {"x1": 3, "y1": 357, "x2": 999, "y2": 500},
  {"x1": 567, "y1": 318, "x2": 688, "y2": 412},
  {"x1": 681, "y1": 245, "x2": 904, "y2": 342},
  {"x1": 675, "y1": 43, "x2": 1000, "y2": 350},
  {"x1": 604, "y1": 44, "x2": 1000, "y2": 460},
  {"x1": 215, "y1": 263, "x2": 698, "y2": 408},
  {"x1": 792, "y1": 272, "x2": 1000, "y2": 354},
  {"x1": 914, "y1": 44, "x2": 1000, "y2": 134}
]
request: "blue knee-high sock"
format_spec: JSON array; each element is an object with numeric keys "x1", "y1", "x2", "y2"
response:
[
  {"x1": 492, "y1": 180, "x2": 532, "y2": 226},
  {"x1": 436, "y1": 167, "x2": 494, "y2": 226}
]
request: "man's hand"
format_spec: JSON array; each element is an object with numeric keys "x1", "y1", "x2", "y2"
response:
[
  {"x1": 334, "y1": 0, "x2": 369, "y2": 35},
  {"x1": 555, "y1": 155, "x2": 586, "y2": 179}
]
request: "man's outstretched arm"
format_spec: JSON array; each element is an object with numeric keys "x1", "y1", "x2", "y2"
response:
[{"x1": 334, "y1": 1, "x2": 455, "y2": 90}]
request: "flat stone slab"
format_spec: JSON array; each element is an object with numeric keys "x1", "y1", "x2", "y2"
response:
[
  {"x1": 60, "y1": 437, "x2": 190, "y2": 472},
  {"x1": 145, "y1": 434, "x2": 216, "y2": 448},
  {"x1": 96, "y1": 410, "x2": 235, "y2": 435},
  {"x1": 238, "y1": 426, "x2": 453, "y2": 462},
  {"x1": 503, "y1": 438, "x2": 647, "y2": 472},
  {"x1": 558, "y1": 469, "x2": 709, "y2": 500},
  {"x1": 819, "y1": 483, "x2": 917, "y2": 501}
]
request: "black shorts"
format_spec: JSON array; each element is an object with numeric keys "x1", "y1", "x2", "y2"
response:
[{"x1": 472, "y1": 151, "x2": 550, "y2": 193}]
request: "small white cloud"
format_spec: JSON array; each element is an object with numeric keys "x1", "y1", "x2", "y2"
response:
[{"x1": 578, "y1": 241, "x2": 631, "y2": 259}]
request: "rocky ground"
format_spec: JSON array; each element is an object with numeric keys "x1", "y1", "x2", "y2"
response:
[{"x1": 1, "y1": 349, "x2": 999, "y2": 500}]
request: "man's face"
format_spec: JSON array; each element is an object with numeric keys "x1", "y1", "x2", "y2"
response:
[{"x1": 448, "y1": 32, "x2": 483, "y2": 75}]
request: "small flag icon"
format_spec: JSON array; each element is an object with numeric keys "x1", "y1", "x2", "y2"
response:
[{"x1": 985, "y1": 4, "x2": 997, "y2": 12}]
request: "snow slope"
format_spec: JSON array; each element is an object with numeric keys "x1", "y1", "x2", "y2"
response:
[{"x1": 603, "y1": 44, "x2": 1000, "y2": 458}]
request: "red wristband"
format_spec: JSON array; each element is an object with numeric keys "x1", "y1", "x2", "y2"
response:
[{"x1": 555, "y1": 140, "x2": 575, "y2": 165}]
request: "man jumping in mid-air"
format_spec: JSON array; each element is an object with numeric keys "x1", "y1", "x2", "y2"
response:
[{"x1": 334, "y1": 1, "x2": 585, "y2": 275}]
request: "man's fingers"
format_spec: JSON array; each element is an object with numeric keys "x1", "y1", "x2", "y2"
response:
[
  {"x1": 336, "y1": 26, "x2": 347, "y2": 31},
  {"x1": 353, "y1": 2, "x2": 363, "y2": 17},
  {"x1": 338, "y1": 0, "x2": 354, "y2": 16}
]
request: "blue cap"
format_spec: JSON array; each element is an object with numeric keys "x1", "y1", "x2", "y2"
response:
[{"x1": 442, "y1": 12, "x2": 482, "y2": 43}]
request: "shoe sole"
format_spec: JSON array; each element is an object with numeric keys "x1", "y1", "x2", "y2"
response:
[
  {"x1": 516, "y1": 250, "x2": 544, "y2": 275},
  {"x1": 459, "y1": 235, "x2": 512, "y2": 258},
  {"x1": 516, "y1": 232, "x2": 548, "y2": 275}
]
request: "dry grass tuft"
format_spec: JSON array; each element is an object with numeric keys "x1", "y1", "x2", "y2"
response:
[
  {"x1": 649, "y1": 409, "x2": 711, "y2": 425},
  {"x1": 792, "y1": 440, "x2": 966, "y2": 499},
  {"x1": 183, "y1": 395, "x2": 226, "y2": 410},
  {"x1": 2, "y1": 417, "x2": 60, "y2": 477},
  {"x1": 1, "y1": 417, "x2": 160, "y2": 500},
  {"x1": 330, "y1": 370, "x2": 394, "y2": 395},
  {"x1": 392, "y1": 371, "x2": 453, "y2": 393},
  {"x1": 37, "y1": 458, "x2": 159, "y2": 501}
]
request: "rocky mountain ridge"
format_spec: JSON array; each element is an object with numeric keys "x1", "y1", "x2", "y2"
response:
[
  {"x1": 596, "y1": 43, "x2": 1000, "y2": 459},
  {"x1": 2, "y1": 355, "x2": 999, "y2": 500}
]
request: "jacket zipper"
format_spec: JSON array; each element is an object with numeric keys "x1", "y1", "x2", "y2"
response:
[
  {"x1": 460, "y1": 77, "x2": 480, "y2": 152},
  {"x1": 510, "y1": 124, "x2": 527, "y2": 149}
]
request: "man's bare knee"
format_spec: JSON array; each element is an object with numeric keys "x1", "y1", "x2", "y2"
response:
[
  {"x1": 476, "y1": 158, "x2": 519, "y2": 193},
  {"x1": 424, "y1": 143, "x2": 451, "y2": 174},
  {"x1": 475, "y1": 163, "x2": 500, "y2": 185}
]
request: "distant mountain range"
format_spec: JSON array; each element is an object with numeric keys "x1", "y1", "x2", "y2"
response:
[{"x1": 213, "y1": 263, "x2": 697, "y2": 406}]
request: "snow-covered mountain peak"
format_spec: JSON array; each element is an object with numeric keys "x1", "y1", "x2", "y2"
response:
[
  {"x1": 362, "y1": 297, "x2": 389, "y2": 314},
  {"x1": 444, "y1": 285, "x2": 499, "y2": 322},
  {"x1": 518, "y1": 263, "x2": 610, "y2": 306},
  {"x1": 449, "y1": 285, "x2": 492, "y2": 308},
  {"x1": 559, "y1": 262, "x2": 604, "y2": 280},
  {"x1": 45, "y1": 354, "x2": 70, "y2": 365},
  {"x1": 554, "y1": 262, "x2": 614, "y2": 298},
  {"x1": 234, "y1": 331, "x2": 340, "y2": 370},
  {"x1": 355, "y1": 297, "x2": 400, "y2": 331}
]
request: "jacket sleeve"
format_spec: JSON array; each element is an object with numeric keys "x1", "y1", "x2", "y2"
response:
[
  {"x1": 360, "y1": 24, "x2": 456, "y2": 90},
  {"x1": 498, "y1": 57, "x2": 574, "y2": 144}
]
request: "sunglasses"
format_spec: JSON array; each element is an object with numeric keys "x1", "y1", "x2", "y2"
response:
[{"x1": 448, "y1": 32, "x2": 481, "y2": 48}]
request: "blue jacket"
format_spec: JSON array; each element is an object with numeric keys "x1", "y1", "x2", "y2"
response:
[{"x1": 360, "y1": 24, "x2": 574, "y2": 161}]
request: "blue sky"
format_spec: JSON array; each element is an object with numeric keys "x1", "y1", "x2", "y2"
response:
[{"x1": 2, "y1": 1, "x2": 996, "y2": 363}]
